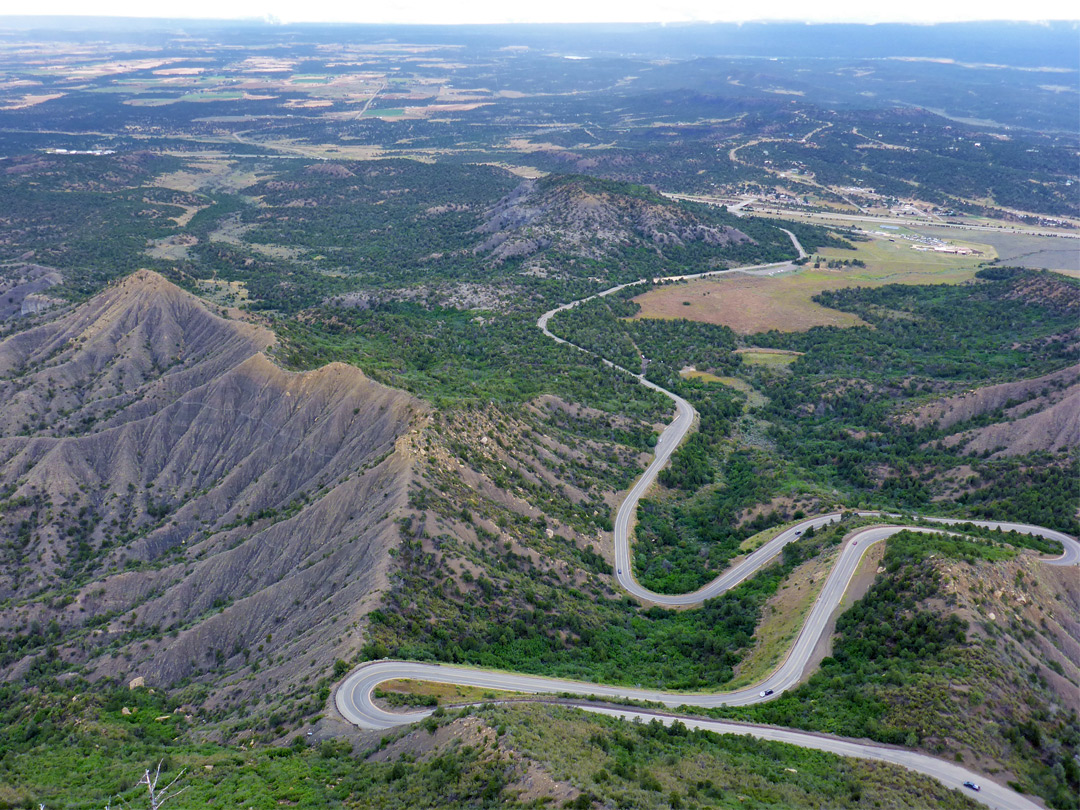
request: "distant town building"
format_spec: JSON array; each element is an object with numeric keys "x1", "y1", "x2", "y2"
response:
[{"x1": 46, "y1": 148, "x2": 117, "y2": 156}]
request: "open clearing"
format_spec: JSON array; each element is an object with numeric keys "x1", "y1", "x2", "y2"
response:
[
  {"x1": 814, "y1": 230, "x2": 992, "y2": 282},
  {"x1": 0, "y1": 92, "x2": 64, "y2": 109},
  {"x1": 760, "y1": 208, "x2": 1078, "y2": 274},
  {"x1": 154, "y1": 159, "x2": 264, "y2": 194},
  {"x1": 145, "y1": 234, "x2": 198, "y2": 261},
  {"x1": 633, "y1": 231, "x2": 988, "y2": 333},
  {"x1": 633, "y1": 274, "x2": 868, "y2": 332},
  {"x1": 680, "y1": 368, "x2": 766, "y2": 408},
  {"x1": 913, "y1": 227, "x2": 1080, "y2": 275},
  {"x1": 195, "y1": 278, "x2": 250, "y2": 306},
  {"x1": 680, "y1": 369, "x2": 727, "y2": 383},
  {"x1": 737, "y1": 348, "x2": 802, "y2": 368}
]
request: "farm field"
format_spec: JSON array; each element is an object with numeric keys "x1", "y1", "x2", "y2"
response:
[{"x1": 632, "y1": 229, "x2": 990, "y2": 333}]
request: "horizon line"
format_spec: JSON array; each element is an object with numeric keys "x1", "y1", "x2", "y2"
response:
[{"x1": 1, "y1": 15, "x2": 1078, "y2": 27}]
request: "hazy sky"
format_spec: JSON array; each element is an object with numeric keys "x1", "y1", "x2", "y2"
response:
[{"x1": 11, "y1": 0, "x2": 1080, "y2": 24}]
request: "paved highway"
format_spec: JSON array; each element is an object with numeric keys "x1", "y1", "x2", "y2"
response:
[
  {"x1": 337, "y1": 521, "x2": 1078, "y2": 724},
  {"x1": 337, "y1": 516, "x2": 1075, "y2": 807},
  {"x1": 580, "y1": 707, "x2": 1045, "y2": 810},
  {"x1": 337, "y1": 238, "x2": 1079, "y2": 809},
  {"x1": 921, "y1": 517, "x2": 1080, "y2": 566}
]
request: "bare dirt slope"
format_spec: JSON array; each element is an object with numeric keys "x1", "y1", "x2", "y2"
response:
[
  {"x1": 901, "y1": 364, "x2": 1080, "y2": 457},
  {"x1": 955, "y1": 388, "x2": 1080, "y2": 456},
  {"x1": 0, "y1": 269, "x2": 273, "y2": 436},
  {"x1": 903, "y1": 364, "x2": 1079, "y2": 431},
  {"x1": 0, "y1": 270, "x2": 422, "y2": 699}
]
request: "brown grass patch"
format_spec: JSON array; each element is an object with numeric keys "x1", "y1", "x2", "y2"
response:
[
  {"x1": 375, "y1": 678, "x2": 532, "y2": 706},
  {"x1": 1, "y1": 93, "x2": 64, "y2": 110},
  {"x1": 633, "y1": 228, "x2": 988, "y2": 333},
  {"x1": 474, "y1": 161, "x2": 548, "y2": 179},
  {"x1": 632, "y1": 221, "x2": 989, "y2": 333},
  {"x1": 633, "y1": 274, "x2": 867, "y2": 333}
]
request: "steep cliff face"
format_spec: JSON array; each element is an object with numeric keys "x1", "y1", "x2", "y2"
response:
[
  {"x1": 928, "y1": 551, "x2": 1080, "y2": 805},
  {"x1": 0, "y1": 270, "x2": 423, "y2": 697}
]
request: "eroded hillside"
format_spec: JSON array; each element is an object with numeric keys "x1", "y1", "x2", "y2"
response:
[
  {"x1": 475, "y1": 175, "x2": 753, "y2": 265},
  {"x1": 0, "y1": 270, "x2": 423, "y2": 705},
  {"x1": 903, "y1": 363, "x2": 1080, "y2": 457},
  {"x1": 0, "y1": 263, "x2": 63, "y2": 321}
]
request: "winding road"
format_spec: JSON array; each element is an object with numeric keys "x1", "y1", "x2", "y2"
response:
[{"x1": 337, "y1": 233, "x2": 1079, "y2": 809}]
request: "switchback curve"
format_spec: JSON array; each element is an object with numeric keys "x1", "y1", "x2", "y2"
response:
[{"x1": 336, "y1": 236, "x2": 1079, "y2": 809}]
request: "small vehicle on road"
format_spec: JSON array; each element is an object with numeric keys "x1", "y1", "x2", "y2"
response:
[
  {"x1": 759, "y1": 689, "x2": 774, "y2": 697},
  {"x1": 962, "y1": 782, "x2": 980, "y2": 792}
]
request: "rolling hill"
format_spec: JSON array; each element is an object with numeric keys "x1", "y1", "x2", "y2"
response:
[{"x1": 473, "y1": 174, "x2": 758, "y2": 273}]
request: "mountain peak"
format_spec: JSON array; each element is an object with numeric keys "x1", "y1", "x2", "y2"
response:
[{"x1": 0, "y1": 269, "x2": 274, "y2": 437}]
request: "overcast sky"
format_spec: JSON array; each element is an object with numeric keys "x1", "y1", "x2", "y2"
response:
[{"x1": 9, "y1": 0, "x2": 1080, "y2": 25}]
